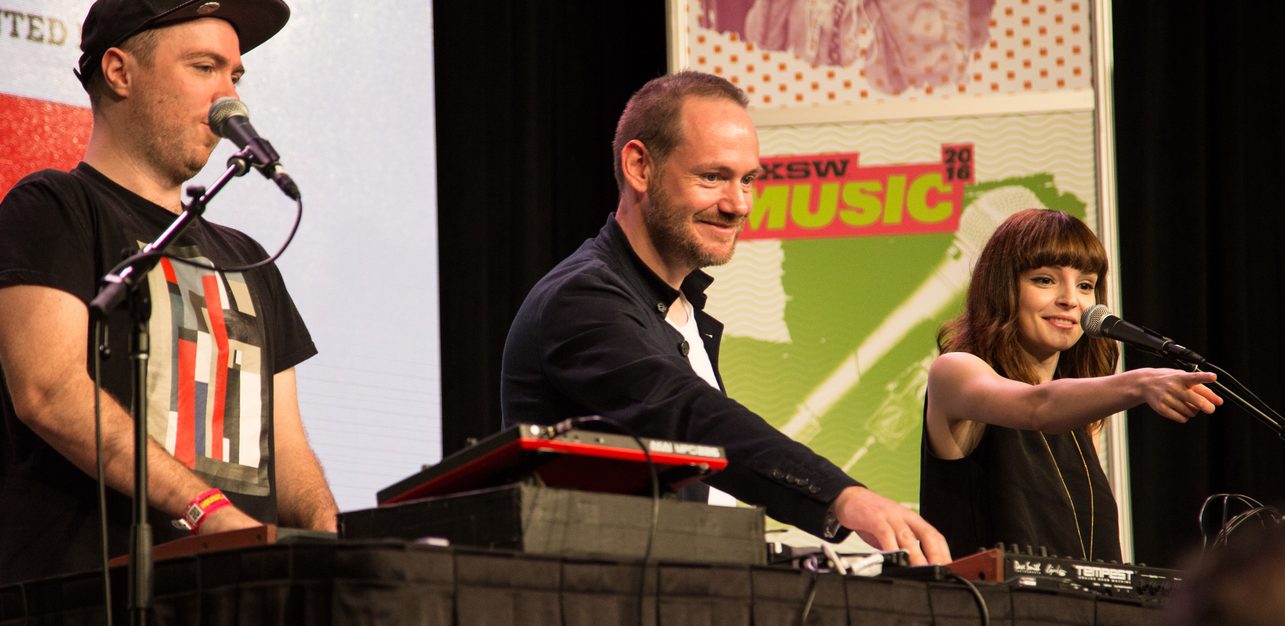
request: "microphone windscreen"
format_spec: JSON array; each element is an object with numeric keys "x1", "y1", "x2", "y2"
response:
[
  {"x1": 208, "y1": 97, "x2": 250, "y2": 138},
  {"x1": 1081, "y1": 304, "x2": 1112, "y2": 338}
]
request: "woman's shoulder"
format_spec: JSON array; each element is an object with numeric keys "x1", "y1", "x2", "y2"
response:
[{"x1": 930, "y1": 351, "x2": 995, "y2": 379}]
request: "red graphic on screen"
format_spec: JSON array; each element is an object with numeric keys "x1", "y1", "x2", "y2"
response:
[
  {"x1": 0, "y1": 93, "x2": 93, "y2": 198},
  {"x1": 745, "y1": 146, "x2": 972, "y2": 240}
]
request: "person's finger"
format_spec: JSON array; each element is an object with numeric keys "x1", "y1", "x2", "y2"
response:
[
  {"x1": 1155, "y1": 388, "x2": 1200, "y2": 418},
  {"x1": 1157, "y1": 400, "x2": 1191, "y2": 422},
  {"x1": 1192, "y1": 383, "x2": 1223, "y2": 407},
  {"x1": 1182, "y1": 371, "x2": 1217, "y2": 384},
  {"x1": 1188, "y1": 390, "x2": 1217, "y2": 413},
  {"x1": 902, "y1": 539, "x2": 927, "y2": 566},
  {"x1": 869, "y1": 523, "x2": 897, "y2": 555},
  {"x1": 893, "y1": 525, "x2": 927, "y2": 566},
  {"x1": 1171, "y1": 396, "x2": 1199, "y2": 418},
  {"x1": 906, "y1": 516, "x2": 952, "y2": 564},
  {"x1": 1177, "y1": 386, "x2": 1218, "y2": 415}
]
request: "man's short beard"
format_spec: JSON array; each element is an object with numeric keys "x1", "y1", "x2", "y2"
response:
[
  {"x1": 129, "y1": 87, "x2": 209, "y2": 187},
  {"x1": 644, "y1": 174, "x2": 739, "y2": 271}
]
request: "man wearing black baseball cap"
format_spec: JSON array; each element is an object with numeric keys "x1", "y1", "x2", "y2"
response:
[
  {"x1": 75, "y1": 0, "x2": 290, "y2": 87},
  {"x1": 0, "y1": 0, "x2": 337, "y2": 584}
]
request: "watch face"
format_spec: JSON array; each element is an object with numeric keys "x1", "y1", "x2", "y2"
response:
[{"x1": 824, "y1": 512, "x2": 841, "y2": 539}]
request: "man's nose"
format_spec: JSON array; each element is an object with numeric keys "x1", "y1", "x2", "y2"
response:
[{"x1": 725, "y1": 181, "x2": 751, "y2": 217}]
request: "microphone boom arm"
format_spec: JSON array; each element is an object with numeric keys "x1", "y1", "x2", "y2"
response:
[{"x1": 1166, "y1": 357, "x2": 1285, "y2": 440}]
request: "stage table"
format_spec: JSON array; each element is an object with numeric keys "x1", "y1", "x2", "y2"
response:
[{"x1": 0, "y1": 540, "x2": 1163, "y2": 625}]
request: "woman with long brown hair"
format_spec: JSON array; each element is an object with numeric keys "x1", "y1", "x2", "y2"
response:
[{"x1": 920, "y1": 209, "x2": 1221, "y2": 561}]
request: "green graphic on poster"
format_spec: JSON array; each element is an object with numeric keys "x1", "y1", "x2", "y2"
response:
[
  {"x1": 671, "y1": 0, "x2": 1116, "y2": 550},
  {"x1": 704, "y1": 111, "x2": 1098, "y2": 546}
]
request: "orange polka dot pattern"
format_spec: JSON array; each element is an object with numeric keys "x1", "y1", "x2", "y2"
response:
[{"x1": 685, "y1": 0, "x2": 1093, "y2": 109}]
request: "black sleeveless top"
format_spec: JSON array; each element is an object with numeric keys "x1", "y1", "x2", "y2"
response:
[{"x1": 920, "y1": 402, "x2": 1121, "y2": 561}]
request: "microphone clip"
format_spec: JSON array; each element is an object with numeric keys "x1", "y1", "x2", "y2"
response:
[
  {"x1": 226, "y1": 149, "x2": 254, "y2": 178},
  {"x1": 1123, "y1": 320, "x2": 1204, "y2": 365}
]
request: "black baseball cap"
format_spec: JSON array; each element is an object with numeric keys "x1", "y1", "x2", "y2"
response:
[{"x1": 76, "y1": 0, "x2": 291, "y2": 87}]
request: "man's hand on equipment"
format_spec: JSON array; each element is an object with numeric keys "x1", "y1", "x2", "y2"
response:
[
  {"x1": 196, "y1": 505, "x2": 261, "y2": 536},
  {"x1": 830, "y1": 485, "x2": 952, "y2": 566}
]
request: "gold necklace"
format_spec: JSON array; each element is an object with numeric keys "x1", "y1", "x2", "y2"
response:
[{"x1": 1039, "y1": 431, "x2": 1094, "y2": 560}]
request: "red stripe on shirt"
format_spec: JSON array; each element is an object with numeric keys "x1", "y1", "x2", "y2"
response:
[{"x1": 202, "y1": 275, "x2": 230, "y2": 461}]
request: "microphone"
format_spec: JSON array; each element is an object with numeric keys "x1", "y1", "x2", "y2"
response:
[
  {"x1": 207, "y1": 97, "x2": 300, "y2": 199},
  {"x1": 1081, "y1": 304, "x2": 1205, "y2": 365}
]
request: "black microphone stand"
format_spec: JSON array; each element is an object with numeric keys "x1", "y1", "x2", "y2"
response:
[
  {"x1": 1203, "y1": 372, "x2": 1285, "y2": 440},
  {"x1": 1157, "y1": 353, "x2": 1285, "y2": 440},
  {"x1": 1112, "y1": 312, "x2": 1285, "y2": 440},
  {"x1": 90, "y1": 152, "x2": 252, "y2": 626}
]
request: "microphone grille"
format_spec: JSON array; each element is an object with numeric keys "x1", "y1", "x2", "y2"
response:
[
  {"x1": 1081, "y1": 304, "x2": 1112, "y2": 338},
  {"x1": 207, "y1": 97, "x2": 249, "y2": 138}
]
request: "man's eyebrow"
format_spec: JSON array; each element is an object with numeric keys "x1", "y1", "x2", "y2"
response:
[{"x1": 691, "y1": 163, "x2": 764, "y2": 176}]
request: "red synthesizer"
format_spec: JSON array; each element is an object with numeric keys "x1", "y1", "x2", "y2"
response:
[{"x1": 377, "y1": 422, "x2": 728, "y2": 505}]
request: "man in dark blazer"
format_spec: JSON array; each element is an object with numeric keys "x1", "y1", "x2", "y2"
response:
[{"x1": 501, "y1": 70, "x2": 948, "y2": 565}]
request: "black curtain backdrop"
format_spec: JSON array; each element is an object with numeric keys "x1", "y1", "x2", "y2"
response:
[
  {"x1": 1113, "y1": 3, "x2": 1285, "y2": 566},
  {"x1": 434, "y1": 1, "x2": 1285, "y2": 567},
  {"x1": 433, "y1": 2, "x2": 667, "y2": 451}
]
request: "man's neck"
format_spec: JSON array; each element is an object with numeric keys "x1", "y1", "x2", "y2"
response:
[
  {"x1": 664, "y1": 292, "x2": 690, "y2": 326},
  {"x1": 83, "y1": 131, "x2": 184, "y2": 214},
  {"x1": 614, "y1": 200, "x2": 692, "y2": 290}
]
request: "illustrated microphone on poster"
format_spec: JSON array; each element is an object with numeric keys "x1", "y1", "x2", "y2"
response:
[{"x1": 779, "y1": 185, "x2": 1036, "y2": 443}]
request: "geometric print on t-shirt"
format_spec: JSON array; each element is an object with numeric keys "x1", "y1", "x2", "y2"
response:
[{"x1": 143, "y1": 247, "x2": 271, "y2": 496}]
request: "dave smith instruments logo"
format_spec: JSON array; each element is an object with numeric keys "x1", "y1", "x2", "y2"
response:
[
  {"x1": 1012, "y1": 559, "x2": 1137, "y2": 590},
  {"x1": 1012, "y1": 560, "x2": 1067, "y2": 577}
]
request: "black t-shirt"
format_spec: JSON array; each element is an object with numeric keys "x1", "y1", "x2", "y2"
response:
[
  {"x1": 919, "y1": 409, "x2": 1122, "y2": 561},
  {"x1": 0, "y1": 164, "x2": 316, "y2": 584}
]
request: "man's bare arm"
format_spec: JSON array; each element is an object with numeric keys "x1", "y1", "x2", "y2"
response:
[
  {"x1": 0, "y1": 285, "x2": 257, "y2": 534},
  {"x1": 271, "y1": 368, "x2": 338, "y2": 531}
]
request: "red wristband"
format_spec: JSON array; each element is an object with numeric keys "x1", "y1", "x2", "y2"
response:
[{"x1": 175, "y1": 488, "x2": 232, "y2": 535}]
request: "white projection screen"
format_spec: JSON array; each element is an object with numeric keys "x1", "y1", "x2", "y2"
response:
[{"x1": 0, "y1": 1, "x2": 442, "y2": 513}]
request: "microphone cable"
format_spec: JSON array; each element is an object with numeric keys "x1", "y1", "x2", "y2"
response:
[
  {"x1": 798, "y1": 554, "x2": 824, "y2": 624},
  {"x1": 1180, "y1": 361, "x2": 1285, "y2": 439},
  {"x1": 797, "y1": 549, "x2": 884, "y2": 623},
  {"x1": 1215, "y1": 507, "x2": 1283, "y2": 548},
  {"x1": 796, "y1": 548, "x2": 990, "y2": 625},
  {"x1": 1149, "y1": 345, "x2": 1285, "y2": 438},
  {"x1": 88, "y1": 184, "x2": 302, "y2": 626},
  {"x1": 93, "y1": 318, "x2": 113, "y2": 626},
  {"x1": 97, "y1": 191, "x2": 303, "y2": 293},
  {"x1": 1201, "y1": 361, "x2": 1285, "y2": 426},
  {"x1": 1198, "y1": 493, "x2": 1282, "y2": 550},
  {"x1": 1205, "y1": 377, "x2": 1285, "y2": 439},
  {"x1": 549, "y1": 416, "x2": 661, "y2": 626},
  {"x1": 1083, "y1": 305, "x2": 1285, "y2": 431},
  {"x1": 945, "y1": 570, "x2": 991, "y2": 626}
]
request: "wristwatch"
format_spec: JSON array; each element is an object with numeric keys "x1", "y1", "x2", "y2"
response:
[
  {"x1": 822, "y1": 509, "x2": 842, "y2": 539},
  {"x1": 172, "y1": 488, "x2": 231, "y2": 535}
]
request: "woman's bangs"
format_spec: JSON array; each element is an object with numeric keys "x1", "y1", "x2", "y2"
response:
[{"x1": 1019, "y1": 219, "x2": 1107, "y2": 275}]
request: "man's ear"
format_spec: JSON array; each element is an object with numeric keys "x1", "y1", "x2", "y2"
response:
[
  {"x1": 620, "y1": 139, "x2": 653, "y2": 196},
  {"x1": 99, "y1": 47, "x2": 132, "y2": 98}
]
